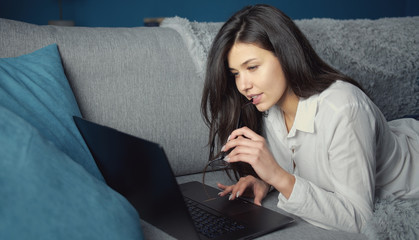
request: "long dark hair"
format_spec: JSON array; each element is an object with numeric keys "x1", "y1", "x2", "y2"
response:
[{"x1": 201, "y1": 4, "x2": 361, "y2": 180}]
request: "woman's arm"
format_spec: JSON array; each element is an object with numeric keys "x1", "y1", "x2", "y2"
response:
[
  {"x1": 277, "y1": 104, "x2": 378, "y2": 232},
  {"x1": 222, "y1": 101, "x2": 378, "y2": 232}
]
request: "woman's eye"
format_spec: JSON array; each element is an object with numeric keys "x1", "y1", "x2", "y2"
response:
[
  {"x1": 231, "y1": 72, "x2": 239, "y2": 78},
  {"x1": 248, "y1": 65, "x2": 258, "y2": 71}
]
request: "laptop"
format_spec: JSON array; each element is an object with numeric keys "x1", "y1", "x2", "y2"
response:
[{"x1": 73, "y1": 116, "x2": 294, "y2": 240}]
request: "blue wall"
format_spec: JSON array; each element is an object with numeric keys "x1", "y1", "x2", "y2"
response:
[{"x1": 1, "y1": 0, "x2": 418, "y2": 27}]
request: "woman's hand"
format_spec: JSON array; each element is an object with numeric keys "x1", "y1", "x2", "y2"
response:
[
  {"x1": 223, "y1": 127, "x2": 295, "y2": 199},
  {"x1": 217, "y1": 175, "x2": 270, "y2": 206}
]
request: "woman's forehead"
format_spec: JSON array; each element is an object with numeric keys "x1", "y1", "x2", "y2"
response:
[{"x1": 227, "y1": 43, "x2": 272, "y2": 68}]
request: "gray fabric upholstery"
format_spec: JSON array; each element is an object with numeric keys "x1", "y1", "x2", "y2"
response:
[
  {"x1": 296, "y1": 17, "x2": 419, "y2": 121},
  {"x1": 0, "y1": 18, "x2": 209, "y2": 176}
]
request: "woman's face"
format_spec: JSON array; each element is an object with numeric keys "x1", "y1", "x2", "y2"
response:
[{"x1": 227, "y1": 43, "x2": 289, "y2": 112}]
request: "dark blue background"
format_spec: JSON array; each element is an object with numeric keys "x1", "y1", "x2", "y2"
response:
[{"x1": 1, "y1": 0, "x2": 418, "y2": 27}]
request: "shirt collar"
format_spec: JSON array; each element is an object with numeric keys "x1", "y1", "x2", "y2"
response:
[
  {"x1": 293, "y1": 94, "x2": 318, "y2": 135},
  {"x1": 264, "y1": 94, "x2": 318, "y2": 137}
]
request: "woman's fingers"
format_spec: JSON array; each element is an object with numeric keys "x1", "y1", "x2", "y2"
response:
[
  {"x1": 253, "y1": 183, "x2": 269, "y2": 206},
  {"x1": 232, "y1": 179, "x2": 253, "y2": 200},
  {"x1": 228, "y1": 126, "x2": 263, "y2": 141},
  {"x1": 222, "y1": 139, "x2": 262, "y2": 164},
  {"x1": 217, "y1": 183, "x2": 232, "y2": 197},
  {"x1": 217, "y1": 182, "x2": 228, "y2": 190},
  {"x1": 254, "y1": 197, "x2": 262, "y2": 206},
  {"x1": 224, "y1": 138, "x2": 265, "y2": 167},
  {"x1": 217, "y1": 176, "x2": 269, "y2": 204},
  {"x1": 222, "y1": 127, "x2": 265, "y2": 154},
  {"x1": 226, "y1": 146, "x2": 261, "y2": 164},
  {"x1": 217, "y1": 181, "x2": 249, "y2": 200}
]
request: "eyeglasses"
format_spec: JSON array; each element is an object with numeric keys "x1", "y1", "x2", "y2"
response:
[
  {"x1": 207, "y1": 100, "x2": 253, "y2": 170},
  {"x1": 207, "y1": 151, "x2": 231, "y2": 169}
]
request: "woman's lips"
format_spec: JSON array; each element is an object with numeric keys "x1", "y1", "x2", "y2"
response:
[{"x1": 250, "y1": 94, "x2": 262, "y2": 105}]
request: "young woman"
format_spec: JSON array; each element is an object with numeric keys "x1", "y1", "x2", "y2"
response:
[{"x1": 200, "y1": 4, "x2": 419, "y2": 233}]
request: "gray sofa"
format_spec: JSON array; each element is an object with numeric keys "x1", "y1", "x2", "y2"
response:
[{"x1": 0, "y1": 15, "x2": 418, "y2": 240}]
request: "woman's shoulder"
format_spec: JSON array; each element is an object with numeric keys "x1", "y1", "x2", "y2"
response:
[
  {"x1": 314, "y1": 80, "x2": 379, "y2": 122},
  {"x1": 318, "y1": 80, "x2": 368, "y2": 108}
]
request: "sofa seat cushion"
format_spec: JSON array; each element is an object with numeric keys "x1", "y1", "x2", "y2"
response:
[
  {"x1": 0, "y1": 44, "x2": 102, "y2": 180},
  {"x1": 0, "y1": 106, "x2": 144, "y2": 239}
]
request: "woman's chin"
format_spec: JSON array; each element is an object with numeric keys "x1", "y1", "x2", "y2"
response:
[{"x1": 255, "y1": 104, "x2": 269, "y2": 112}]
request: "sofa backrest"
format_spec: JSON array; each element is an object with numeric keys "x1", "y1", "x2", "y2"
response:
[{"x1": 0, "y1": 18, "x2": 209, "y2": 176}]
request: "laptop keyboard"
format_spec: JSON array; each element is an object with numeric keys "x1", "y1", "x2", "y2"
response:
[{"x1": 184, "y1": 197, "x2": 246, "y2": 239}]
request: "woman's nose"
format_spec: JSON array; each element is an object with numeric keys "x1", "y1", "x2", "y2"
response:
[{"x1": 236, "y1": 73, "x2": 252, "y2": 92}]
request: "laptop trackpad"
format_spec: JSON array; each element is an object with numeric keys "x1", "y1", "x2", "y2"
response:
[
  {"x1": 180, "y1": 181, "x2": 260, "y2": 216},
  {"x1": 203, "y1": 196, "x2": 260, "y2": 216}
]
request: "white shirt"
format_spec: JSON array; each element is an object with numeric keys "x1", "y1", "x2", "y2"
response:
[{"x1": 263, "y1": 80, "x2": 419, "y2": 232}]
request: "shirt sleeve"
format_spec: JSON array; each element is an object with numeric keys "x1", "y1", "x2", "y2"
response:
[{"x1": 277, "y1": 102, "x2": 377, "y2": 233}]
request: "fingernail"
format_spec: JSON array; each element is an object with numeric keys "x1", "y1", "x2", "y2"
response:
[
  {"x1": 236, "y1": 191, "x2": 240, "y2": 198},
  {"x1": 218, "y1": 192, "x2": 222, "y2": 196},
  {"x1": 227, "y1": 135, "x2": 231, "y2": 141},
  {"x1": 223, "y1": 156, "x2": 229, "y2": 162},
  {"x1": 229, "y1": 194, "x2": 233, "y2": 200},
  {"x1": 221, "y1": 145, "x2": 225, "y2": 152}
]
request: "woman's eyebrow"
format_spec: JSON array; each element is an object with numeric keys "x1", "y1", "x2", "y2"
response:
[
  {"x1": 229, "y1": 58, "x2": 258, "y2": 71},
  {"x1": 241, "y1": 58, "x2": 257, "y2": 67}
]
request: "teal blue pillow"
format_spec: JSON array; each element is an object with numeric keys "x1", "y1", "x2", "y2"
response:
[
  {"x1": 0, "y1": 44, "x2": 102, "y2": 180},
  {"x1": 0, "y1": 106, "x2": 144, "y2": 239}
]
